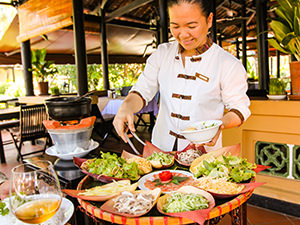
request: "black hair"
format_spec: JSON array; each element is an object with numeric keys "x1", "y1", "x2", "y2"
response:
[{"x1": 167, "y1": 0, "x2": 212, "y2": 18}]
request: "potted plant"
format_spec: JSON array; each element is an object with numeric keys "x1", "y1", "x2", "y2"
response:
[
  {"x1": 268, "y1": 0, "x2": 300, "y2": 98},
  {"x1": 50, "y1": 86, "x2": 60, "y2": 96},
  {"x1": 31, "y1": 49, "x2": 57, "y2": 95},
  {"x1": 267, "y1": 78, "x2": 287, "y2": 100}
]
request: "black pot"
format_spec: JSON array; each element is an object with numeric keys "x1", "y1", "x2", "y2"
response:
[{"x1": 45, "y1": 97, "x2": 91, "y2": 121}]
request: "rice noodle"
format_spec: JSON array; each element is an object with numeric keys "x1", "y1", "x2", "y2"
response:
[
  {"x1": 113, "y1": 191, "x2": 154, "y2": 215},
  {"x1": 193, "y1": 176, "x2": 244, "y2": 194},
  {"x1": 177, "y1": 149, "x2": 202, "y2": 165}
]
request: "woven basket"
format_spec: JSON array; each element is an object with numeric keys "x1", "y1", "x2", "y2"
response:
[{"x1": 77, "y1": 176, "x2": 253, "y2": 225}]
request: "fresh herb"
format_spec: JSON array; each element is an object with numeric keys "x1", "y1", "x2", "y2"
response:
[
  {"x1": 85, "y1": 151, "x2": 143, "y2": 180},
  {"x1": 195, "y1": 154, "x2": 256, "y2": 183},
  {"x1": 0, "y1": 200, "x2": 9, "y2": 216},
  {"x1": 200, "y1": 122, "x2": 217, "y2": 129},
  {"x1": 153, "y1": 176, "x2": 189, "y2": 186}
]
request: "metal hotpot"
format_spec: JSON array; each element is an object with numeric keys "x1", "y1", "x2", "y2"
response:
[{"x1": 45, "y1": 97, "x2": 91, "y2": 121}]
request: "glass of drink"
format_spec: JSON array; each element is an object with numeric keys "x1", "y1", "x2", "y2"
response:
[{"x1": 9, "y1": 160, "x2": 62, "y2": 224}]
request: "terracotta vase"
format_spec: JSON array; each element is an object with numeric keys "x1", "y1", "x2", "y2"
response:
[
  {"x1": 38, "y1": 81, "x2": 49, "y2": 96},
  {"x1": 290, "y1": 61, "x2": 300, "y2": 96}
]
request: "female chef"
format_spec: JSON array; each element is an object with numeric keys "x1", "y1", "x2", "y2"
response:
[{"x1": 113, "y1": 0, "x2": 251, "y2": 152}]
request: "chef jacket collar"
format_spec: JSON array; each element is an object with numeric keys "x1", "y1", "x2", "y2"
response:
[{"x1": 175, "y1": 36, "x2": 213, "y2": 60}]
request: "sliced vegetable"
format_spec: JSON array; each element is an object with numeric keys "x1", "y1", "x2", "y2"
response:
[
  {"x1": 147, "y1": 152, "x2": 173, "y2": 166},
  {"x1": 162, "y1": 193, "x2": 209, "y2": 213},
  {"x1": 79, "y1": 180, "x2": 133, "y2": 196}
]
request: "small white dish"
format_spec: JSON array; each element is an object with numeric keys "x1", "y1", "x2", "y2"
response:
[
  {"x1": 0, "y1": 197, "x2": 74, "y2": 225},
  {"x1": 46, "y1": 140, "x2": 99, "y2": 160},
  {"x1": 267, "y1": 95, "x2": 286, "y2": 100}
]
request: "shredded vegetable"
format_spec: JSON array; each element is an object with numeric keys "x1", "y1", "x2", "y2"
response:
[
  {"x1": 162, "y1": 193, "x2": 209, "y2": 213},
  {"x1": 147, "y1": 152, "x2": 173, "y2": 165}
]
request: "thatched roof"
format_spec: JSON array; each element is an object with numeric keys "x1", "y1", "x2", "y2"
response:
[{"x1": 0, "y1": 0, "x2": 276, "y2": 65}]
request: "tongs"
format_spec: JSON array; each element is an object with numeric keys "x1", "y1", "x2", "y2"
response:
[{"x1": 124, "y1": 130, "x2": 145, "y2": 155}]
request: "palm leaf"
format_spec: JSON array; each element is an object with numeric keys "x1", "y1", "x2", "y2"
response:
[
  {"x1": 294, "y1": 6, "x2": 300, "y2": 36},
  {"x1": 268, "y1": 39, "x2": 290, "y2": 54},
  {"x1": 270, "y1": 20, "x2": 292, "y2": 42},
  {"x1": 275, "y1": 7, "x2": 293, "y2": 29},
  {"x1": 278, "y1": 0, "x2": 294, "y2": 18},
  {"x1": 282, "y1": 33, "x2": 297, "y2": 46}
]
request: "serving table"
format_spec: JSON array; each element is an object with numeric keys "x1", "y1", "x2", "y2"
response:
[{"x1": 77, "y1": 175, "x2": 250, "y2": 225}]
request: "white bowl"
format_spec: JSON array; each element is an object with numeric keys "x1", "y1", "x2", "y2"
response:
[
  {"x1": 48, "y1": 127, "x2": 93, "y2": 154},
  {"x1": 179, "y1": 120, "x2": 223, "y2": 144},
  {"x1": 46, "y1": 140, "x2": 99, "y2": 160},
  {"x1": 267, "y1": 94, "x2": 286, "y2": 100}
]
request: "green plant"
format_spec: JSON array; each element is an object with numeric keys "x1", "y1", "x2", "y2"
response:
[
  {"x1": 269, "y1": 78, "x2": 287, "y2": 95},
  {"x1": 31, "y1": 49, "x2": 57, "y2": 82},
  {"x1": 268, "y1": 0, "x2": 300, "y2": 61},
  {"x1": 247, "y1": 58, "x2": 258, "y2": 81},
  {"x1": 51, "y1": 63, "x2": 144, "y2": 93},
  {"x1": 50, "y1": 86, "x2": 60, "y2": 95},
  {"x1": 0, "y1": 83, "x2": 10, "y2": 95}
]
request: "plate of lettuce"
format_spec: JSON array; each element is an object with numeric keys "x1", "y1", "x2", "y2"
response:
[{"x1": 74, "y1": 151, "x2": 144, "y2": 183}]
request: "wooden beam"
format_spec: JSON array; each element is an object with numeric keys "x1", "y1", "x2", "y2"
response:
[
  {"x1": 21, "y1": 40, "x2": 34, "y2": 96},
  {"x1": 100, "y1": 0, "x2": 109, "y2": 9},
  {"x1": 100, "y1": 7, "x2": 109, "y2": 90},
  {"x1": 216, "y1": 0, "x2": 228, "y2": 10},
  {"x1": 73, "y1": 0, "x2": 88, "y2": 95},
  {"x1": 217, "y1": 18, "x2": 247, "y2": 28},
  {"x1": 0, "y1": 2, "x2": 13, "y2": 5},
  {"x1": 105, "y1": 0, "x2": 154, "y2": 22},
  {"x1": 220, "y1": 5, "x2": 238, "y2": 15},
  {"x1": 231, "y1": 0, "x2": 256, "y2": 13},
  {"x1": 83, "y1": 14, "x2": 152, "y2": 31}
]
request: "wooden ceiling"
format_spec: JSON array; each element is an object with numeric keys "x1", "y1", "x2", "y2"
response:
[{"x1": 0, "y1": 0, "x2": 275, "y2": 65}]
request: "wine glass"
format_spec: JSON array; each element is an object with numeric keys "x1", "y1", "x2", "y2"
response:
[{"x1": 9, "y1": 160, "x2": 62, "y2": 224}]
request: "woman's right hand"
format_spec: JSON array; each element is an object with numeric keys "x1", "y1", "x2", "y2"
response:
[
  {"x1": 113, "y1": 107, "x2": 136, "y2": 143},
  {"x1": 113, "y1": 92, "x2": 145, "y2": 142}
]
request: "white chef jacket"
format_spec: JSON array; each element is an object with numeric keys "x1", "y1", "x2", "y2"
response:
[{"x1": 131, "y1": 41, "x2": 251, "y2": 152}]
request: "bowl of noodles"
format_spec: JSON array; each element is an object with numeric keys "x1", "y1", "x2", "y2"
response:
[{"x1": 180, "y1": 120, "x2": 223, "y2": 144}]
